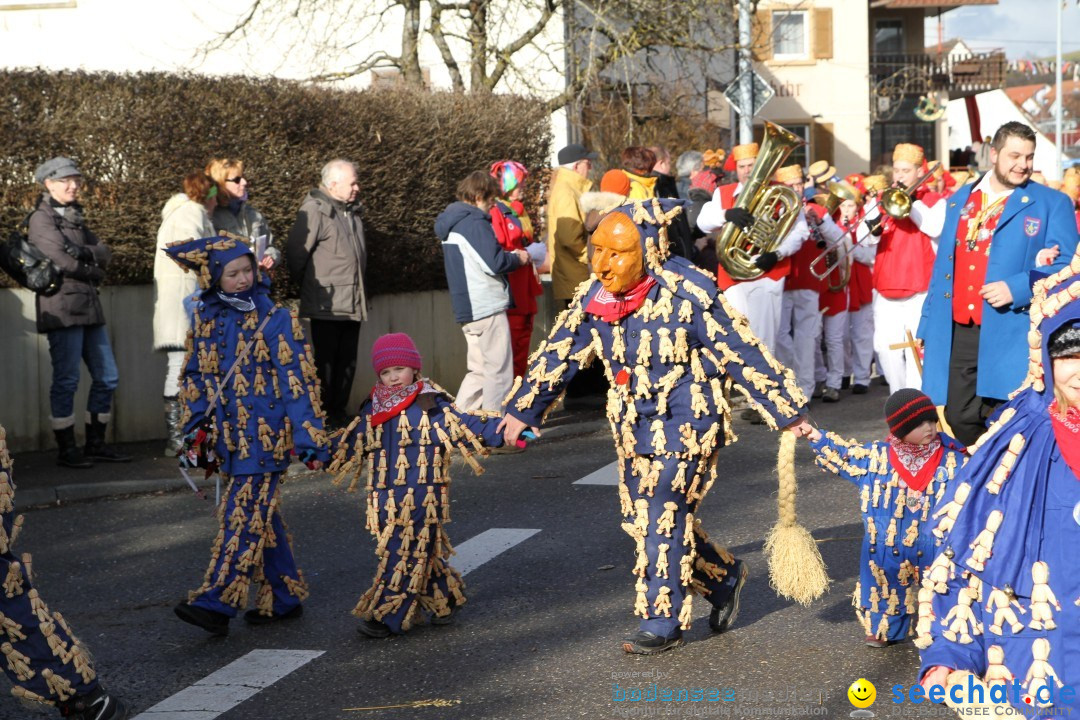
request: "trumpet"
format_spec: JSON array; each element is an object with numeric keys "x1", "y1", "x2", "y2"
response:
[
  {"x1": 874, "y1": 161, "x2": 941, "y2": 220},
  {"x1": 808, "y1": 182, "x2": 861, "y2": 286}
]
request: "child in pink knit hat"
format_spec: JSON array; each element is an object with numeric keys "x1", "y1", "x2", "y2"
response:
[{"x1": 328, "y1": 332, "x2": 507, "y2": 638}]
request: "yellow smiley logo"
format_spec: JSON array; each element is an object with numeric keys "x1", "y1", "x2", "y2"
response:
[{"x1": 848, "y1": 678, "x2": 876, "y2": 708}]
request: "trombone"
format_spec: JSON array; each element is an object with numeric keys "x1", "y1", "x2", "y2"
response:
[
  {"x1": 872, "y1": 161, "x2": 941, "y2": 221},
  {"x1": 808, "y1": 182, "x2": 861, "y2": 284}
]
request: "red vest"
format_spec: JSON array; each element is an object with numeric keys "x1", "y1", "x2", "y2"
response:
[
  {"x1": 819, "y1": 211, "x2": 872, "y2": 316},
  {"x1": 872, "y1": 188, "x2": 942, "y2": 299},
  {"x1": 952, "y1": 189, "x2": 1007, "y2": 325},
  {"x1": 713, "y1": 182, "x2": 792, "y2": 290},
  {"x1": 785, "y1": 203, "x2": 828, "y2": 293}
]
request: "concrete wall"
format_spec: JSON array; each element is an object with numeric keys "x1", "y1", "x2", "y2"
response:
[{"x1": 0, "y1": 284, "x2": 560, "y2": 453}]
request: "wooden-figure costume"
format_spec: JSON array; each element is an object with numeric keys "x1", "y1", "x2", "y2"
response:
[
  {"x1": 328, "y1": 380, "x2": 504, "y2": 633},
  {"x1": 165, "y1": 235, "x2": 330, "y2": 619},
  {"x1": 504, "y1": 198, "x2": 808, "y2": 641}
]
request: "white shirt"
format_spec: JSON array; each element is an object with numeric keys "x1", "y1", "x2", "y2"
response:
[{"x1": 696, "y1": 183, "x2": 743, "y2": 234}]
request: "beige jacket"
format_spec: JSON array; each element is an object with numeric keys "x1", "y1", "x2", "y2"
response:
[
  {"x1": 546, "y1": 167, "x2": 593, "y2": 300},
  {"x1": 153, "y1": 194, "x2": 214, "y2": 350}
]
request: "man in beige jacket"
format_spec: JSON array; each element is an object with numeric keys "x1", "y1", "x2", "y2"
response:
[{"x1": 547, "y1": 144, "x2": 596, "y2": 308}]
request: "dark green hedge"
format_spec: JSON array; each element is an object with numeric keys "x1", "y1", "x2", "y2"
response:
[{"x1": 0, "y1": 70, "x2": 552, "y2": 295}]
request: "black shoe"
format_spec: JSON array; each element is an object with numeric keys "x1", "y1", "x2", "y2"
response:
[
  {"x1": 822, "y1": 387, "x2": 841, "y2": 403},
  {"x1": 431, "y1": 606, "x2": 455, "y2": 626},
  {"x1": 852, "y1": 384, "x2": 869, "y2": 395},
  {"x1": 54, "y1": 427, "x2": 93, "y2": 469},
  {"x1": 84, "y1": 414, "x2": 132, "y2": 463},
  {"x1": 244, "y1": 604, "x2": 303, "y2": 625},
  {"x1": 621, "y1": 630, "x2": 684, "y2": 655},
  {"x1": 174, "y1": 602, "x2": 229, "y2": 636},
  {"x1": 58, "y1": 685, "x2": 129, "y2": 720},
  {"x1": 357, "y1": 618, "x2": 391, "y2": 638},
  {"x1": 739, "y1": 408, "x2": 764, "y2": 425},
  {"x1": 710, "y1": 561, "x2": 749, "y2": 633},
  {"x1": 811, "y1": 381, "x2": 825, "y2": 399},
  {"x1": 841, "y1": 377, "x2": 851, "y2": 390}
]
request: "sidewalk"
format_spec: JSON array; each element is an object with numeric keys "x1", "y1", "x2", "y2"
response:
[{"x1": 8, "y1": 405, "x2": 611, "y2": 508}]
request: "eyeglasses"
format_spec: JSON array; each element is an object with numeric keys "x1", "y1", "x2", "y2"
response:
[
  {"x1": 226, "y1": 176, "x2": 245, "y2": 184},
  {"x1": 49, "y1": 177, "x2": 82, "y2": 186}
]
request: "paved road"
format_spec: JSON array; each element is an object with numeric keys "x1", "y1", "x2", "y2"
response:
[{"x1": 3, "y1": 383, "x2": 954, "y2": 720}]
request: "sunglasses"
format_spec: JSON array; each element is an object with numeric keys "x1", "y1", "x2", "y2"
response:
[{"x1": 226, "y1": 176, "x2": 246, "y2": 184}]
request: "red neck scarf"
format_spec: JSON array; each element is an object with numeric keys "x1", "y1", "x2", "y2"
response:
[
  {"x1": 370, "y1": 380, "x2": 423, "y2": 427},
  {"x1": 887, "y1": 434, "x2": 943, "y2": 493},
  {"x1": 1049, "y1": 401, "x2": 1080, "y2": 478},
  {"x1": 584, "y1": 275, "x2": 657, "y2": 323}
]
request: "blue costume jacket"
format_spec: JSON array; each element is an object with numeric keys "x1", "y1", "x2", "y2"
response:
[
  {"x1": 809, "y1": 431, "x2": 966, "y2": 642},
  {"x1": 328, "y1": 383, "x2": 504, "y2": 633},
  {"x1": 918, "y1": 272, "x2": 1080, "y2": 713},
  {"x1": 918, "y1": 179, "x2": 1079, "y2": 404}
]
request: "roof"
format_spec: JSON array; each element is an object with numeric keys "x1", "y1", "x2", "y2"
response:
[
  {"x1": 872, "y1": 0, "x2": 996, "y2": 9},
  {"x1": 925, "y1": 39, "x2": 966, "y2": 55},
  {"x1": 1006, "y1": 80, "x2": 1080, "y2": 110}
]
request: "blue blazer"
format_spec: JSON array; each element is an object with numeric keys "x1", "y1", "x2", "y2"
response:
[{"x1": 918, "y1": 179, "x2": 1079, "y2": 404}]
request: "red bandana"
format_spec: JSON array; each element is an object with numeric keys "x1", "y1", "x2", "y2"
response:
[
  {"x1": 887, "y1": 434, "x2": 943, "y2": 493},
  {"x1": 1049, "y1": 401, "x2": 1080, "y2": 478},
  {"x1": 584, "y1": 275, "x2": 657, "y2": 323},
  {"x1": 370, "y1": 380, "x2": 423, "y2": 427}
]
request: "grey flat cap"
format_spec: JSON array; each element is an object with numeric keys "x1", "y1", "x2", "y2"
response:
[{"x1": 34, "y1": 157, "x2": 82, "y2": 184}]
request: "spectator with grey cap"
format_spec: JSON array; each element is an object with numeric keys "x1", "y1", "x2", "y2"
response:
[
  {"x1": 546, "y1": 143, "x2": 596, "y2": 307},
  {"x1": 29, "y1": 156, "x2": 130, "y2": 468}
]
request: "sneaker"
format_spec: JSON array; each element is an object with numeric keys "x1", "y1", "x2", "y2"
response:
[
  {"x1": 59, "y1": 685, "x2": 129, "y2": 720},
  {"x1": 821, "y1": 387, "x2": 841, "y2": 403},
  {"x1": 357, "y1": 618, "x2": 391, "y2": 638},
  {"x1": 621, "y1": 630, "x2": 684, "y2": 655},
  {"x1": 174, "y1": 602, "x2": 229, "y2": 636},
  {"x1": 244, "y1": 604, "x2": 303, "y2": 625},
  {"x1": 864, "y1": 634, "x2": 890, "y2": 648},
  {"x1": 811, "y1": 381, "x2": 825, "y2": 399},
  {"x1": 852, "y1": 384, "x2": 869, "y2": 395},
  {"x1": 710, "y1": 561, "x2": 749, "y2": 633}
]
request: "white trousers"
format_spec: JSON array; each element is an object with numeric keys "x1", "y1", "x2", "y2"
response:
[
  {"x1": 821, "y1": 311, "x2": 848, "y2": 390},
  {"x1": 164, "y1": 350, "x2": 185, "y2": 397},
  {"x1": 725, "y1": 276, "x2": 785, "y2": 355},
  {"x1": 872, "y1": 291, "x2": 926, "y2": 394},
  {"x1": 846, "y1": 305, "x2": 874, "y2": 386},
  {"x1": 776, "y1": 289, "x2": 822, "y2": 398},
  {"x1": 457, "y1": 312, "x2": 514, "y2": 412}
]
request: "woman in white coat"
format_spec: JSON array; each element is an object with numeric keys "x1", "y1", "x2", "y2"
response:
[{"x1": 153, "y1": 172, "x2": 216, "y2": 454}]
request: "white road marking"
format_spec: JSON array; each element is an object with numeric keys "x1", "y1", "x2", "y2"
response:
[
  {"x1": 132, "y1": 649, "x2": 324, "y2": 719},
  {"x1": 454, "y1": 528, "x2": 541, "y2": 575},
  {"x1": 573, "y1": 461, "x2": 619, "y2": 486}
]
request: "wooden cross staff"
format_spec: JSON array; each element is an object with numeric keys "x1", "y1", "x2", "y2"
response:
[{"x1": 889, "y1": 329, "x2": 923, "y2": 376}]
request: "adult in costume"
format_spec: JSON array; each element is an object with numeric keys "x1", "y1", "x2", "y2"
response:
[
  {"x1": 167, "y1": 236, "x2": 330, "y2": 635},
  {"x1": 0, "y1": 426, "x2": 127, "y2": 719},
  {"x1": 917, "y1": 256, "x2": 1080, "y2": 714},
  {"x1": 499, "y1": 198, "x2": 814, "y2": 655},
  {"x1": 918, "y1": 122, "x2": 1079, "y2": 446}
]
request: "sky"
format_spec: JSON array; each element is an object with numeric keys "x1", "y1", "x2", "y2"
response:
[{"x1": 926, "y1": 0, "x2": 1080, "y2": 59}]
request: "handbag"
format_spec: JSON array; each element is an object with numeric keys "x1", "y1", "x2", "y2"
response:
[{"x1": 0, "y1": 214, "x2": 62, "y2": 296}]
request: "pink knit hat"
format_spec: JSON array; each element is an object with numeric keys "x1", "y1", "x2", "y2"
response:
[{"x1": 372, "y1": 333, "x2": 422, "y2": 374}]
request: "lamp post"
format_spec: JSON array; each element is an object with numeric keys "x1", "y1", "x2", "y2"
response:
[{"x1": 1055, "y1": 0, "x2": 1063, "y2": 177}]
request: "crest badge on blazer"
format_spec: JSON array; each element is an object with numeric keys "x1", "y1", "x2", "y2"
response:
[{"x1": 1024, "y1": 217, "x2": 1041, "y2": 237}]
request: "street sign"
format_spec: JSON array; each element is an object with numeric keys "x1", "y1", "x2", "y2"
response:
[{"x1": 724, "y1": 69, "x2": 775, "y2": 118}]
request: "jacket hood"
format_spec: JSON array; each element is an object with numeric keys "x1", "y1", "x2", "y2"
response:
[
  {"x1": 161, "y1": 193, "x2": 196, "y2": 221},
  {"x1": 435, "y1": 201, "x2": 486, "y2": 242}
]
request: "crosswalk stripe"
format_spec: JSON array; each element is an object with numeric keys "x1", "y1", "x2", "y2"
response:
[
  {"x1": 131, "y1": 649, "x2": 324, "y2": 719},
  {"x1": 572, "y1": 461, "x2": 619, "y2": 486},
  {"x1": 454, "y1": 528, "x2": 541, "y2": 576}
]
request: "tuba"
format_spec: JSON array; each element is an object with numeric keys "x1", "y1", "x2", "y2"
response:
[{"x1": 716, "y1": 122, "x2": 806, "y2": 281}]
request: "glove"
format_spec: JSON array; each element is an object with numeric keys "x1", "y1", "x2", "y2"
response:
[
  {"x1": 753, "y1": 251, "x2": 779, "y2": 272},
  {"x1": 865, "y1": 216, "x2": 884, "y2": 236},
  {"x1": 724, "y1": 207, "x2": 755, "y2": 231},
  {"x1": 65, "y1": 243, "x2": 94, "y2": 263}
]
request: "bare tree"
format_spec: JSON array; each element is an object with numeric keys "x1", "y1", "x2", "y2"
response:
[{"x1": 197, "y1": 0, "x2": 740, "y2": 114}]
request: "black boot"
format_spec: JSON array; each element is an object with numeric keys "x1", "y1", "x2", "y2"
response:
[
  {"x1": 84, "y1": 414, "x2": 132, "y2": 463},
  {"x1": 163, "y1": 396, "x2": 183, "y2": 457},
  {"x1": 58, "y1": 685, "x2": 129, "y2": 719},
  {"x1": 54, "y1": 427, "x2": 93, "y2": 469}
]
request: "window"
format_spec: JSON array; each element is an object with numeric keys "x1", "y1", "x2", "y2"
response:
[
  {"x1": 874, "y1": 19, "x2": 904, "y2": 54},
  {"x1": 772, "y1": 10, "x2": 808, "y2": 59}
]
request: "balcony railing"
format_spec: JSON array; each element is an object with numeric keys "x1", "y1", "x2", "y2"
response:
[{"x1": 870, "y1": 50, "x2": 1007, "y2": 98}]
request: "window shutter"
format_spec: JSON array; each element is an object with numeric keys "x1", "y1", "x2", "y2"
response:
[
  {"x1": 752, "y1": 10, "x2": 773, "y2": 62},
  {"x1": 813, "y1": 8, "x2": 833, "y2": 60},
  {"x1": 812, "y1": 122, "x2": 835, "y2": 165}
]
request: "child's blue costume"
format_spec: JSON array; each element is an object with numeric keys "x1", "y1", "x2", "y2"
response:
[
  {"x1": 166, "y1": 235, "x2": 329, "y2": 620},
  {"x1": 809, "y1": 431, "x2": 965, "y2": 642},
  {"x1": 328, "y1": 382, "x2": 504, "y2": 633},
  {"x1": 918, "y1": 260, "x2": 1080, "y2": 713},
  {"x1": 505, "y1": 199, "x2": 808, "y2": 641}
]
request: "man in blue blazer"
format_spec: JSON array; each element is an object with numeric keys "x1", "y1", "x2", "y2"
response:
[{"x1": 918, "y1": 121, "x2": 1080, "y2": 446}]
